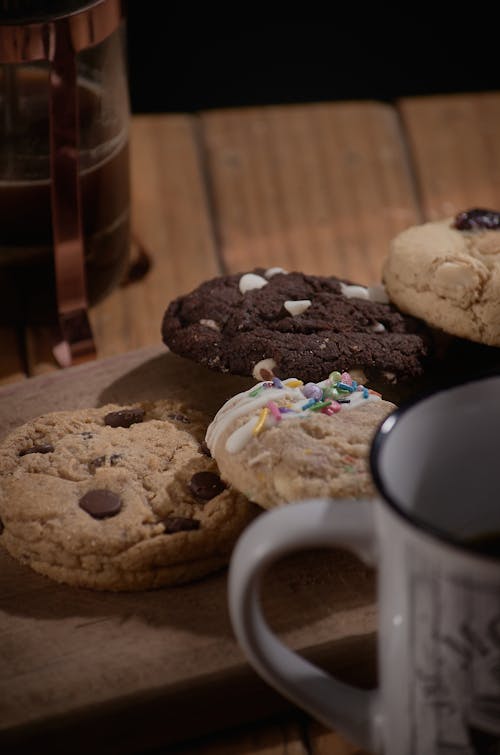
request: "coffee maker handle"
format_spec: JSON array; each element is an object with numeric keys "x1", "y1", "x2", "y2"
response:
[{"x1": 228, "y1": 498, "x2": 381, "y2": 753}]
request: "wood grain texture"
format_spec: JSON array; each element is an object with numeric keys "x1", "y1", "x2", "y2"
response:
[
  {"x1": 170, "y1": 717, "x2": 309, "y2": 755},
  {"x1": 200, "y1": 102, "x2": 420, "y2": 283},
  {"x1": 0, "y1": 328, "x2": 25, "y2": 385},
  {"x1": 5, "y1": 94, "x2": 500, "y2": 753},
  {"x1": 91, "y1": 115, "x2": 221, "y2": 354},
  {"x1": 399, "y1": 93, "x2": 500, "y2": 220},
  {"x1": 0, "y1": 348, "x2": 376, "y2": 754},
  {"x1": 309, "y1": 721, "x2": 371, "y2": 754},
  {"x1": 168, "y1": 717, "x2": 370, "y2": 755},
  {"x1": 24, "y1": 114, "x2": 220, "y2": 375}
]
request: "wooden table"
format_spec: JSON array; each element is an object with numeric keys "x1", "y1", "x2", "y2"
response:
[{"x1": 2, "y1": 93, "x2": 500, "y2": 754}]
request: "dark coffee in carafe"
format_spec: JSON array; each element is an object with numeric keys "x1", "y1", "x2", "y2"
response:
[{"x1": 0, "y1": 1, "x2": 130, "y2": 333}]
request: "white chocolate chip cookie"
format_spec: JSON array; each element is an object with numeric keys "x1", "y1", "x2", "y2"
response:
[{"x1": 383, "y1": 212, "x2": 500, "y2": 346}]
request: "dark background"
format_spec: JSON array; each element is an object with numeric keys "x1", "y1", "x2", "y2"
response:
[{"x1": 125, "y1": 7, "x2": 500, "y2": 114}]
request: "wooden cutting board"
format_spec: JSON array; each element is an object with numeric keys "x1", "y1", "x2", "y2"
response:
[{"x1": 0, "y1": 346, "x2": 376, "y2": 754}]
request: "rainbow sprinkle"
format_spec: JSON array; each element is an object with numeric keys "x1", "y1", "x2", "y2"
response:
[
  {"x1": 252, "y1": 407, "x2": 269, "y2": 435},
  {"x1": 301, "y1": 398, "x2": 318, "y2": 410},
  {"x1": 267, "y1": 400, "x2": 282, "y2": 421},
  {"x1": 309, "y1": 400, "x2": 333, "y2": 412},
  {"x1": 337, "y1": 382, "x2": 355, "y2": 393},
  {"x1": 244, "y1": 369, "x2": 382, "y2": 441},
  {"x1": 284, "y1": 379, "x2": 303, "y2": 388},
  {"x1": 249, "y1": 385, "x2": 264, "y2": 398}
]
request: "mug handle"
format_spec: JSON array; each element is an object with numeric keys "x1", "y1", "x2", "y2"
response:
[{"x1": 228, "y1": 497, "x2": 381, "y2": 753}]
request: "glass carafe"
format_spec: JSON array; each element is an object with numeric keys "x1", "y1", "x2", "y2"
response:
[{"x1": 0, "y1": 0, "x2": 130, "y2": 364}]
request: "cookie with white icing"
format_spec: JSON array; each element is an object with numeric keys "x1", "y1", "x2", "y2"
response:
[
  {"x1": 206, "y1": 371, "x2": 396, "y2": 509},
  {"x1": 161, "y1": 269, "x2": 431, "y2": 394},
  {"x1": 383, "y1": 210, "x2": 500, "y2": 346}
]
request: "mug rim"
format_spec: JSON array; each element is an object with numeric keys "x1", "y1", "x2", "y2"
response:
[{"x1": 370, "y1": 368, "x2": 500, "y2": 562}]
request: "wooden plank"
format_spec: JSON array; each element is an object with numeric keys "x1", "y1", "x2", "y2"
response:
[
  {"x1": 399, "y1": 92, "x2": 500, "y2": 219},
  {"x1": 0, "y1": 347, "x2": 376, "y2": 754},
  {"x1": 169, "y1": 717, "x2": 308, "y2": 755},
  {"x1": 200, "y1": 102, "x2": 421, "y2": 284},
  {"x1": 25, "y1": 113, "x2": 219, "y2": 374},
  {"x1": 309, "y1": 721, "x2": 371, "y2": 754},
  {"x1": 0, "y1": 327, "x2": 25, "y2": 385},
  {"x1": 173, "y1": 719, "x2": 370, "y2": 755}
]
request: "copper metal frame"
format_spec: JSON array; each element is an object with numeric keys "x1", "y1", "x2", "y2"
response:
[
  {"x1": 0, "y1": 0, "x2": 122, "y2": 65},
  {"x1": 0, "y1": 0, "x2": 124, "y2": 365}
]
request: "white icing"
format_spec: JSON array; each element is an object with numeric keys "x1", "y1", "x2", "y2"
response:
[
  {"x1": 239, "y1": 273, "x2": 268, "y2": 293},
  {"x1": 205, "y1": 376, "x2": 382, "y2": 456},
  {"x1": 264, "y1": 267, "x2": 288, "y2": 278},
  {"x1": 252, "y1": 358, "x2": 277, "y2": 380},
  {"x1": 371, "y1": 321, "x2": 386, "y2": 333},
  {"x1": 206, "y1": 384, "x2": 293, "y2": 454},
  {"x1": 284, "y1": 299, "x2": 311, "y2": 316},
  {"x1": 226, "y1": 415, "x2": 267, "y2": 453}
]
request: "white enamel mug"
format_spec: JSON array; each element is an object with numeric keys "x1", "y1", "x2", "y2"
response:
[{"x1": 228, "y1": 374, "x2": 500, "y2": 755}]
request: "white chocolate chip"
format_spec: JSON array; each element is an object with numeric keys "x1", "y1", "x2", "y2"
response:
[
  {"x1": 350, "y1": 368, "x2": 367, "y2": 385},
  {"x1": 474, "y1": 233, "x2": 500, "y2": 255},
  {"x1": 239, "y1": 273, "x2": 268, "y2": 294},
  {"x1": 284, "y1": 299, "x2": 311, "y2": 316},
  {"x1": 430, "y1": 258, "x2": 487, "y2": 307},
  {"x1": 371, "y1": 321, "x2": 386, "y2": 333},
  {"x1": 264, "y1": 267, "x2": 288, "y2": 278},
  {"x1": 340, "y1": 281, "x2": 390, "y2": 303},
  {"x1": 252, "y1": 358, "x2": 277, "y2": 381},
  {"x1": 367, "y1": 283, "x2": 390, "y2": 303},
  {"x1": 382, "y1": 371, "x2": 396, "y2": 384},
  {"x1": 339, "y1": 282, "x2": 370, "y2": 300},
  {"x1": 199, "y1": 318, "x2": 220, "y2": 331}
]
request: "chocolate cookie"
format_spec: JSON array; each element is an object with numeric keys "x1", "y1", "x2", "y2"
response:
[
  {"x1": 0, "y1": 402, "x2": 259, "y2": 590},
  {"x1": 206, "y1": 371, "x2": 396, "y2": 509},
  {"x1": 161, "y1": 269, "x2": 431, "y2": 396}
]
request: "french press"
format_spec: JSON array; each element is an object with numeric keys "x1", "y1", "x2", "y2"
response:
[{"x1": 0, "y1": 0, "x2": 130, "y2": 365}]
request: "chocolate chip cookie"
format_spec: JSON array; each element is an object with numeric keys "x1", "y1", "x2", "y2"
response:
[
  {"x1": 383, "y1": 210, "x2": 500, "y2": 346},
  {"x1": 161, "y1": 269, "x2": 431, "y2": 396},
  {"x1": 0, "y1": 402, "x2": 259, "y2": 590},
  {"x1": 206, "y1": 371, "x2": 396, "y2": 509}
]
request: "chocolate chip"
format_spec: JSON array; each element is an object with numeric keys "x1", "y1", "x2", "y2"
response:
[
  {"x1": 163, "y1": 516, "x2": 200, "y2": 534},
  {"x1": 88, "y1": 456, "x2": 106, "y2": 474},
  {"x1": 104, "y1": 408, "x2": 145, "y2": 428},
  {"x1": 168, "y1": 412, "x2": 190, "y2": 424},
  {"x1": 87, "y1": 453, "x2": 122, "y2": 474},
  {"x1": 188, "y1": 471, "x2": 226, "y2": 500},
  {"x1": 199, "y1": 441, "x2": 211, "y2": 457},
  {"x1": 19, "y1": 443, "x2": 54, "y2": 457},
  {"x1": 81, "y1": 432, "x2": 93, "y2": 439},
  {"x1": 79, "y1": 489, "x2": 122, "y2": 519},
  {"x1": 0, "y1": 518, "x2": 3, "y2": 535}
]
